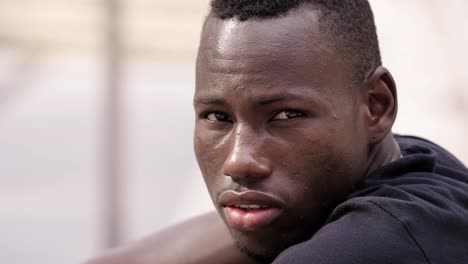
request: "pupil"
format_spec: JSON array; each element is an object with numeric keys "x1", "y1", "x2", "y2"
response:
[
  {"x1": 286, "y1": 110, "x2": 301, "y2": 118},
  {"x1": 215, "y1": 112, "x2": 229, "y2": 121}
]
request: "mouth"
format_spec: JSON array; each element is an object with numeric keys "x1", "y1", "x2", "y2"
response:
[
  {"x1": 229, "y1": 204, "x2": 272, "y2": 210},
  {"x1": 219, "y1": 191, "x2": 284, "y2": 231}
]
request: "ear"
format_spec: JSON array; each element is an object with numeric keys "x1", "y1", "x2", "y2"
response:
[{"x1": 362, "y1": 66, "x2": 398, "y2": 144}]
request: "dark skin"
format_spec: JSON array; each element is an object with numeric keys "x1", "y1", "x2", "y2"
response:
[
  {"x1": 83, "y1": 213, "x2": 255, "y2": 264},
  {"x1": 85, "y1": 7, "x2": 400, "y2": 264}
]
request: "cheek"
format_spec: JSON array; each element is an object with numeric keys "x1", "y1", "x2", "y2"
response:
[
  {"x1": 278, "y1": 131, "x2": 357, "y2": 208},
  {"x1": 194, "y1": 128, "x2": 228, "y2": 187}
]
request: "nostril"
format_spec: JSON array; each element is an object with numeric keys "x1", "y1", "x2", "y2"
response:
[{"x1": 222, "y1": 154, "x2": 272, "y2": 181}]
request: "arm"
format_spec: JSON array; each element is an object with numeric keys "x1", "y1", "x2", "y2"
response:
[{"x1": 84, "y1": 211, "x2": 256, "y2": 264}]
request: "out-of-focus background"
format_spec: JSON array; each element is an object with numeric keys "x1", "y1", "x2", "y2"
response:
[{"x1": 0, "y1": 0, "x2": 466, "y2": 263}]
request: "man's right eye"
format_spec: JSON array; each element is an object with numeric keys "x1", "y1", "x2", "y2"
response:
[{"x1": 205, "y1": 112, "x2": 232, "y2": 123}]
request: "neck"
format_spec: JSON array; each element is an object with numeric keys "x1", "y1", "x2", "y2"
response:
[{"x1": 364, "y1": 133, "x2": 401, "y2": 177}]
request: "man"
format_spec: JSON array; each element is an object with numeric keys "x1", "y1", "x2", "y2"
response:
[{"x1": 86, "y1": 0, "x2": 468, "y2": 263}]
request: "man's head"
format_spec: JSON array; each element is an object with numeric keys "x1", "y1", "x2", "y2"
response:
[{"x1": 193, "y1": 0, "x2": 397, "y2": 262}]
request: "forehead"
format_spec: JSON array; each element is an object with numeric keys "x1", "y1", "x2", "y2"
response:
[
  {"x1": 201, "y1": 9, "x2": 322, "y2": 58},
  {"x1": 196, "y1": 9, "x2": 349, "y2": 97}
]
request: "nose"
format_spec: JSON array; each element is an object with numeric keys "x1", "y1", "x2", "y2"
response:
[{"x1": 222, "y1": 125, "x2": 272, "y2": 182}]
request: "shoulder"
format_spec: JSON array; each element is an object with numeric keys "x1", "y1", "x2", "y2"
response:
[
  {"x1": 276, "y1": 134, "x2": 468, "y2": 264},
  {"x1": 272, "y1": 199, "x2": 430, "y2": 264},
  {"x1": 395, "y1": 134, "x2": 467, "y2": 171}
]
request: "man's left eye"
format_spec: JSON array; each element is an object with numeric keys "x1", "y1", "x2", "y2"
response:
[{"x1": 272, "y1": 110, "x2": 304, "y2": 120}]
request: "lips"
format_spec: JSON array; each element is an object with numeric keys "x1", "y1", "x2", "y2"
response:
[{"x1": 218, "y1": 190, "x2": 284, "y2": 230}]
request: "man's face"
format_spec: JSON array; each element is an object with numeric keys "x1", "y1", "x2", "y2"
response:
[{"x1": 194, "y1": 10, "x2": 369, "y2": 261}]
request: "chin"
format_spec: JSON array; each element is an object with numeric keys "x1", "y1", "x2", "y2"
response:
[
  {"x1": 230, "y1": 229, "x2": 300, "y2": 263},
  {"x1": 234, "y1": 241, "x2": 281, "y2": 263}
]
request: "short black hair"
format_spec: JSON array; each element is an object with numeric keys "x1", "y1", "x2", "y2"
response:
[{"x1": 209, "y1": 0, "x2": 382, "y2": 85}]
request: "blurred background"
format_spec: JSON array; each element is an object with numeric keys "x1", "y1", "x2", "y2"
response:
[{"x1": 0, "y1": 0, "x2": 466, "y2": 263}]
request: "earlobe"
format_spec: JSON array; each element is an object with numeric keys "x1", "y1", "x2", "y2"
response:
[{"x1": 363, "y1": 66, "x2": 398, "y2": 144}]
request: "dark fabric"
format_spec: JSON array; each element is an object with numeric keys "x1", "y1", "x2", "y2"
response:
[{"x1": 273, "y1": 135, "x2": 468, "y2": 264}]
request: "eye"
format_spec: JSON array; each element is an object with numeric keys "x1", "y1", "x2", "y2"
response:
[
  {"x1": 272, "y1": 110, "x2": 304, "y2": 121},
  {"x1": 205, "y1": 112, "x2": 232, "y2": 123}
]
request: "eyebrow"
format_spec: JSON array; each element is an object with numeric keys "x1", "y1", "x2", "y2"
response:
[
  {"x1": 194, "y1": 97, "x2": 226, "y2": 106},
  {"x1": 255, "y1": 94, "x2": 303, "y2": 106},
  {"x1": 193, "y1": 93, "x2": 304, "y2": 106}
]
